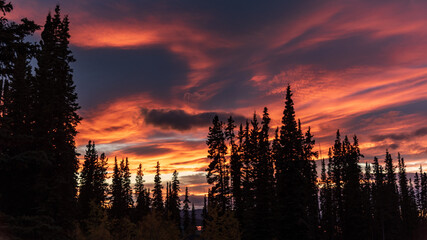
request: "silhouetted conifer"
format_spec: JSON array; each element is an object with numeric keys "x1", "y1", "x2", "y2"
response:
[
  {"x1": 252, "y1": 108, "x2": 274, "y2": 240},
  {"x1": 170, "y1": 170, "x2": 181, "y2": 227},
  {"x1": 383, "y1": 151, "x2": 401, "y2": 239},
  {"x1": 79, "y1": 141, "x2": 108, "y2": 221},
  {"x1": 152, "y1": 161, "x2": 164, "y2": 213},
  {"x1": 275, "y1": 85, "x2": 317, "y2": 240},
  {"x1": 398, "y1": 153, "x2": 418, "y2": 239},
  {"x1": 206, "y1": 115, "x2": 230, "y2": 212},
  {"x1": 183, "y1": 187, "x2": 191, "y2": 234},
  {"x1": 226, "y1": 117, "x2": 242, "y2": 217},
  {"x1": 135, "y1": 163, "x2": 150, "y2": 220},
  {"x1": 33, "y1": 6, "x2": 81, "y2": 230}
]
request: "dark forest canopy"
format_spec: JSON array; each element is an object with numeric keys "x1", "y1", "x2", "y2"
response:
[{"x1": 0, "y1": 1, "x2": 427, "y2": 240}]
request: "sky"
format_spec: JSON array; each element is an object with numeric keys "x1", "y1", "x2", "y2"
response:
[{"x1": 8, "y1": 0, "x2": 427, "y2": 206}]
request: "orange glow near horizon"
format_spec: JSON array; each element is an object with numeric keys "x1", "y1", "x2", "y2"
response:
[{"x1": 7, "y1": 0, "x2": 427, "y2": 196}]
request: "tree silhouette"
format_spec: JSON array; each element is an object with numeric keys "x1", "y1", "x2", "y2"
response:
[
  {"x1": 79, "y1": 141, "x2": 108, "y2": 222},
  {"x1": 135, "y1": 163, "x2": 150, "y2": 220},
  {"x1": 206, "y1": 115, "x2": 230, "y2": 212},
  {"x1": 183, "y1": 186, "x2": 191, "y2": 235},
  {"x1": 152, "y1": 161, "x2": 164, "y2": 213}
]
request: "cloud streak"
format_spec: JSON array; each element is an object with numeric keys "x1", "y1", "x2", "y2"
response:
[{"x1": 141, "y1": 108, "x2": 246, "y2": 131}]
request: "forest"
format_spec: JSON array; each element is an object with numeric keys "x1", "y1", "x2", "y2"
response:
[{"x1": 1, "y1": 1, "x2": 427, "y2": 240}]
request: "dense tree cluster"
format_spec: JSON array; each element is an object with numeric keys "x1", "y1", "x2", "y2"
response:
[
  {"x1": 1, "y1": 1, "x2": 427, "y2": 239},
  {"x1": 0, "y1": 3, "x2": 202, "y2": 239},
  {"x1": 204, "y1": 85, "x2": 427, "y2": 240}
]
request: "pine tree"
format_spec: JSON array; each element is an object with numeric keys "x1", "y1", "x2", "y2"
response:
[
  {"x1": 330, "y1": 130, "x2": 344, "y2": 236},
  {"x1": 33, "y1": 5, "x2": 81, "y2": 229},
  {"x1": 79, "y1": 141, "x2": 103, "y2": 220},
  {"x1": 302, "y1": 126, "x2": 320, "y2": 238},
  {"x1": 372, "y1": 156, "x2": 386, "y2": 240},
  {"x1": 320, "y1": 158, "x2": 334, "y2": 239},
  {"x1": 252, "y1": 108, "x2": 274, "y2": 239},
  {"x1": 398, "y1": 153, "x2": 418, "y2": 239},
  {"x1": 275, "y1": 85, "x2": 317, "y2": 239},
  {"x1": 135, "y1": 163, "x2": 150, "y2": 220},
  {"x1": 110, "y1": 157, "x2": 124, "y2": 218},
  {"x1": 170, "y1": 170, "x2": 181, "y2": 227},
  {"x1": 183, "y1": 187, "x2": 191, "y2": 235},
  {"x1": 341, "y1": 135, "x2": 366, "y2": 240},
  {"x1": 206, "y1": 115, "x2": 230, "y2": 212},
  {"x1": 152, "y1": 161, "x2": 164, "y2": 213},
  {"x1": 383, "y1": 151, "x2": 401, "y2": 239},
  {"x1": 94, "y1": 153, "x2": 108, "y2": 205},
  {"x1": 361, "y1": 162, "x2": 374, "y2": 239},
  {"x1": 241, "y1": 119, "x2": 254, "y2": 218},
  {"x1": 226, "y1": 117, "x2": 242, "y2": 216}
]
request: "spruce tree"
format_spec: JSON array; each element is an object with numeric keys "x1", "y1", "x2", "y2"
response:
[
  {"x1": 152, "y1": 161, "x2": 164, "y2": 213},
  {"x1": 110, "y1": 157, "x2": 124, "y2": 218},
  {"x1": 33, "y1": 5, "x2": 81, "y2": 229},
  {"x1": 170, "y1": 170, "x2": 181, "y2": 227},
  {"x1": 122, "y1": 158, "x2": 133, "y2": 209},
  {"x1": 398, "y1": 153, "x2": 418, "y2": 238},
  {"x1": 341, "y1": 135, "x2": 366, "y2": 240},
  {"x1": 206, "y1": 115, "x2": 230, "y2": 212},
  {"x1": 79, "y1": 141, "x2": 100, "y2": 219},
  {"x1": 361, "y1": 162, "x2": 374, "y2": 238},
  {"x1": 372, "y1": 156, "x2": 386, "y2": 240},
  {"x1": 320, "y1": 158, "x2": 334, "y2": 239},
  {"x1": 226, "y1": 117, "x2": 242, "y2": 216},
  {"x1": 135, "y1": 163, "x2": 150, "y2": 220},
  {"x1": 183, "y1": 187, "x2": 191, "y2": 235},
  {"x1": 275, "y1": 85, "x2": 317, "y2": 239},
  {"x1": 383, "y1": 151, "x2": 401, "y2": 239},
  {"x1": 252, "y1": 108, "x2": 274, "y2": 239}
]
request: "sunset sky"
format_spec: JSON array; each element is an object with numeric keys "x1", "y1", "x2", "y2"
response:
[{"x1": 9, "y1": 0, "x2": 427, "y2": 204}]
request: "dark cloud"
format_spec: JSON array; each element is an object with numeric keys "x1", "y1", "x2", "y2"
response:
[
  {"x1": 140, "y1": 108, "x2": 246, "y2": 131},
  {"x1": 73, "y1": 47, "x2": 189, "y2": 108},
  {"x1": 122, "y1": 144, "x2": 172, "y2": 157},
  {"x1": 371, "y1": 127, "x2": 427, "y2": 142},
  {"x1": 180, "y1": 173, "x2": 206, "y2": 185}
]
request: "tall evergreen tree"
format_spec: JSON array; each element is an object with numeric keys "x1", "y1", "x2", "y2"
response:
[
  {"x1": 341, "y1": 135, "x2": 366, "y2": 240},
  {"x1": 226, "y1": 117, "x2": 242, "y2": 216},
  {"x1": 110, "y1": 157, "x2": 133, "y2": 219},
  {"x1": 33, "y1": 6, "x2": 81, "y2": 229},
  {"x1": 252, "y1": 108, "x2": 274, "y2": 239},
  {"x1": 122, "y1": 158, "x2": 133, "y2": 209},
  {"x1": 398, "y1": 153, "x2": 418, "y2": 239},
  {"x1": 152, "y1": 161, "x2": 164, "y2": 213},
  {"x1": 383, "y1": 151, "x2": 401, "y2": 239},
  {"x1": 206, "y1": 115, "x2": 230, "y2": 212},
  {"x1": 183, "y1": 187, "x2": 191, "y2": 234},
  {"x1": 361, "y1": 162, "x2": 374, "y2": 239},
  {"x1": 170, "y1": 170, "x2": 181, "y2": 227},
  {"x1": 320, "y1": 158, "x2": 334, "y2": 240},
  {"x1": 135, "y1": 163, "x2": 150, "y2": 220},
  {"x1": 79, "y1": 141, "x2": 108, "y2": 220},
  {"x1": 275, "y1": 85, "x2": 317, "y2": 240},
  {"x1": 372, "y1": 156, "x2": 386, "y2": 240}
]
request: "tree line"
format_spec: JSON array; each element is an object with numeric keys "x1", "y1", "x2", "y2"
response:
[
  {"x1": 1, "y1": 1, "x2": 427, "y2": 239},
  {"x1": 76, "y1": 141, "x2": 199, "y2": 240},
  {"x1": 0, "y1": 2, "x2": 201, "y2": 239},
  {"x1": 203, "y1": 85, "x2": 427, "y2": 240}
]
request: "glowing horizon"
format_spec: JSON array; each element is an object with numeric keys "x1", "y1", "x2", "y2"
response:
[{"x1": 8, "y1": 0, "x2": 427, "y2": 200}]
